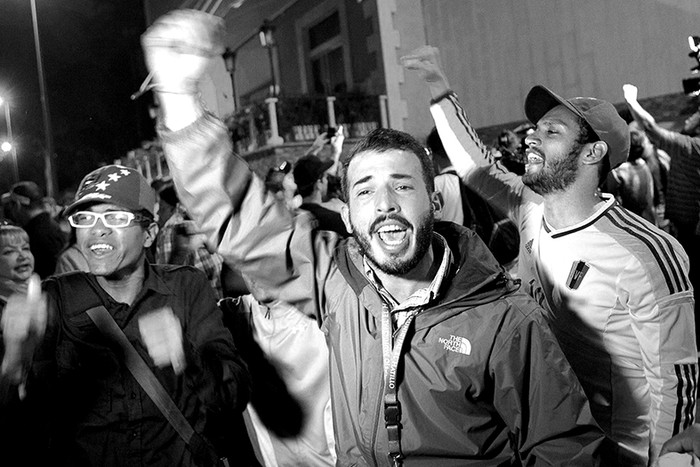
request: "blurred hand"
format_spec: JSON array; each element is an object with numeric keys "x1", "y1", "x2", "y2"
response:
[
  {"x1": 623, "y1": 84, "x2": 639, "y2": 104},
  {"x1": 1, "y1": 275, "x2": 47, "y2": 397},
  {"x1": 308, "y1": 132, "x2": 328, "y2": 156},
  {"x1": 401, "y1": 46, "x2": 450, "y2": 93},
  {"x1": 138, "y1": 306, "x2": 186, "y2": 374},
  {"x1": 141, "y1": 9, "x2": 225, "y2": 93},
  {"x1": 660, "y1": 424, "x2": 700, "y2": 458},
  {"x1": 330, "y1": 125, "x2": 345, "y2": 154}
]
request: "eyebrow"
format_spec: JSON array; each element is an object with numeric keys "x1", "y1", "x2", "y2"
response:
[{"x1": 351, "y1": 173, "x2": 414, "y2": 189}]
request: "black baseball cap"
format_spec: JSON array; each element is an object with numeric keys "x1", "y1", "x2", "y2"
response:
[{"x1": 293, "y1": 155, "x2": 333, "y2": 192}]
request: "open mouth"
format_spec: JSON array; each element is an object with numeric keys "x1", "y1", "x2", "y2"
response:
[
  {"x1": 89, "y1": 243, "x2": 114, "y2": 256},
  {"x1": 376, "y1": 224, "x2": 408, "y2": 246},
  {"x1": 526, "y1": 149, "x2": 544, "y2": 165}
]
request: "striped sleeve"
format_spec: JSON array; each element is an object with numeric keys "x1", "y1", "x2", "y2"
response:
[
  {"x1": 429, "y1": 92, "x2": 543, "y2": 222},
  {"x1": 605, "y1": 206, "x2": 698, "y2": 462},
  {"x1": 430, "y1": 92, "x2": 496, "y2": 179}
]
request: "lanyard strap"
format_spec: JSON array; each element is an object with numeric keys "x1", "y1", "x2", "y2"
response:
[{"x1": 381, "y1": 304, "x2": 418, "y2": 467}]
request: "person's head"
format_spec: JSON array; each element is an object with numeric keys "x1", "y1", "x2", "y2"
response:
[
  {"x1": 64, "y1": 165, "x2": 157, "y2": 280},
  {"x1": 425, "y1": 127, "x2": 452, "y2": 174},
  {"x1": 151, "y1": 179, "x2": 179, "y2": 228},
  {"x1": 523, "y1": 85, "x2": 629, "y2": 195},
  {"x1": 265, "y1": 161, "x2": 297, "y2": 202},
  {"x1": 0, "y1": 224, "x2": 34, "y2": 284},
  {"x1": 293, "y1": 155, "x2": 333, "y2": 199},
  {"x1": 497, "y1": 129, "x2": 520, "y2": 154},
  {"x1": 340, "y1": 128, "x2": 439, "y2": 276},
  {"x1": 628, "y1": 120, "x2": 652, "y2": 161},
  {"x1": 5, "y1": 181, "x2": 45, "y2": 225}
]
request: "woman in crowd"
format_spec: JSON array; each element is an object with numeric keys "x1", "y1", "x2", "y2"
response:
[{"x1": 0, "y1": 223, "x2": 35, "y2": 309}]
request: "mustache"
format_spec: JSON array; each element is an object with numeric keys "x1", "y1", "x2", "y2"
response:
[{"x1": 370, "y1": 214, "x2": 411, "y2": 233}]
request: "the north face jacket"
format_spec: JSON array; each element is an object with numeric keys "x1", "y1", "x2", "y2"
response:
[{"x1": 159, "y1": 112, "x2": 604, "y2": 466}]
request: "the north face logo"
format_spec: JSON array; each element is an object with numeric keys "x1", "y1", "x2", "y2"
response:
[{"x1": 439, "y1": 335, "x2": 471, "y2": 355}]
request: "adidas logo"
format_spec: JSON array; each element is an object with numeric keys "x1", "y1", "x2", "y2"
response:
[{"x1": 439, "y1": 335, "x2": 472, "y2": 355}]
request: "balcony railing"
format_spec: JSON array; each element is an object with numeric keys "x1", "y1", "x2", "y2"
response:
[{"x1": 225, "y1": 92, "x2": 386, "y2": 154}]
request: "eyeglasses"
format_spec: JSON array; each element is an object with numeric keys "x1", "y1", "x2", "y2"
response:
[{"x1": 68, "y1": 211, "x2": 147, "y2": 229}]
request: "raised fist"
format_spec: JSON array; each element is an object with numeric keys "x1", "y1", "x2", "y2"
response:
[{"x1": 141, "y1": 9, "x2": 225, "y2": 94}]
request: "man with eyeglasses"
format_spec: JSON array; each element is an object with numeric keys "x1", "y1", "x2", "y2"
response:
[{"x1": 0, "y1": 165, "x2": 251, "y2": 466}]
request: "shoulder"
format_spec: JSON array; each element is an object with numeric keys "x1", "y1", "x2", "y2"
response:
[{"x1": 597, "y1": 204, "x2": 690, "y2": 293}]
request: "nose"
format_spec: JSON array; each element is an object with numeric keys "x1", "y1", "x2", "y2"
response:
[
  {"x1": 375, "y1": 186, "x2": 400, "y2": 214},
  {"x1": 91, "y1": 217, "x2": 112, "y2": 235},
  {"x1": 524, "y1": 131, "x2": 540, "y2": 148}
]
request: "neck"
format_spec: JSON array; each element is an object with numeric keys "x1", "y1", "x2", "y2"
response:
[
  {"x1": 372, "y1": 243, "x2": 438, "y2": 303},
  {"x1": 303, "y1": 189, "x2": 323, "y2": 205},
  {"x1": 96, "y1": 260, "x2": 146, "y2": 306},
  {"x1": 542, "y1": 183, "x2": 605, "y2": 229}
]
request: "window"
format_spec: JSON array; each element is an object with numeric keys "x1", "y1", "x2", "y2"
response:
[{"x1": 307, "y1": 11, "x2": 347, "y2": 94}]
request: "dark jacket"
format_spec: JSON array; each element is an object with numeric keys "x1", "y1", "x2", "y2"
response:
[{"x1": 1, "y1": 264, "x2": 250, "y2": 466}]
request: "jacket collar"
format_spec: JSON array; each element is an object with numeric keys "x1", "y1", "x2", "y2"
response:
[{"x1": 335, "y1": 222, "x2": 516, "y2": 324}]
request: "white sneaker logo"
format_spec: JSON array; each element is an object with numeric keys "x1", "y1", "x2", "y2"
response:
[{"x1": 439, "y1": 335, "x2": 472, "y2": 355}]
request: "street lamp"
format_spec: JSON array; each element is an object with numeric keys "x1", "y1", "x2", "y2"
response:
[
  {"x1": 222, "y1": 47, "x2": 239, "y2": 110},
  {"x1": 30, "y1": 0, "x2": 57, "y2": 197},
  {"x1": 259, "y1": 21, "x2": 279, "y2": 96},
  {"x1": 0, "y1": 97, "x2": 19, "y2": 183}
]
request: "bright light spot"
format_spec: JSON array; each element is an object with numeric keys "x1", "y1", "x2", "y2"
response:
[{"x1": 1, "y1": 141, "x2": 11, "y2": 152}]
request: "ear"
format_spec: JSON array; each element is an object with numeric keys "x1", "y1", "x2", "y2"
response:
[
  {"x1": 340, "y1": 202, "x2": 353, "y2": 235},
  {"x1": 582, "y1": 141, "x2": 608, "y2": 166},
  {"x1": 143, "y1": 222, "x2": 159, "y2": 249},
  {"x1": 431, "y1": 191, "x2": 443, "y2": 220}
]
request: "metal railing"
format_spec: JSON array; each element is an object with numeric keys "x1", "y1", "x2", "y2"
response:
[{"x1": 226, "y1": 92, "x2": 387, "y2": 153}]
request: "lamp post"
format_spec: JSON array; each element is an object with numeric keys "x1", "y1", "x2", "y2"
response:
[
  {"x1": 0, "y1": 97, "x2": 19, "y2": 183},
  {"x1": 222, "y1": 47, "x2": 239, "y2": 110},
  {"x1": 259, "y1": 21, "x2": 279, "y2": 97},
  {"x1": 30, "y1": 0, "x2": 57, "y2": 198}
]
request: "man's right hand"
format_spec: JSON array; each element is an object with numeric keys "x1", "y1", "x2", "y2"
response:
[
  {"x1": 623, "y1": 84, "x2": 639, "y2": 105},
  {"x1": 401, "y1": 46, "x2": 451, "y2": 98},
  {"x1": 141, "y1": 9, "x2": 225, "y2": 94},
  {"x1": 1, "y1": 275, "x2": 47, "y2": 394}
]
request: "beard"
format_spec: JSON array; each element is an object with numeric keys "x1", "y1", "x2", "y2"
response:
[
  {"x1": 522, "y1": 143, "x2": 581, "y2": 196},
  {"x1": 351, "y1": 209, "x2": 434, "y2": 276}
]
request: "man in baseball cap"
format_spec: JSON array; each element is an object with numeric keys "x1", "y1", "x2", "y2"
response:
[
  {"x1": 292, "y1": 155, "x2": 348, "y2": 236},
  {"x1": 0, "y1": 164, "x2": 250, "y2": 465},
  {"x1": 405, "y1": 45, "x2": 695, "y2": 465}
]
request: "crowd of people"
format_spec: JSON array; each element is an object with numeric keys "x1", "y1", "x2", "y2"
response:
[{"x1": 0, "y1": 8, "x2": 699, "y2": 467}]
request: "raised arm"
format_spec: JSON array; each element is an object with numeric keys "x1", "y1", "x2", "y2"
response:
[
  {"x1": 141, "y1": 10, "x2": 337, "y2": 319},
  {"x1": 623, "y1": 84, "x2": 676, "y2": 143},
  {"x1": 0, "y1": 275, "x2": 47, "y2": 400},
  {"x1": 401, "y1": 46, "x2": 491, "y2": 177},
  {"x1": 402, "y1": 46, "x2": 540, "y2": 222}
]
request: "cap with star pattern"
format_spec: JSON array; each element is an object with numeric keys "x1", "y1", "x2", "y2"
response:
[{"x1": 65, "y1": 165, "x2": 157, "y2": 217}]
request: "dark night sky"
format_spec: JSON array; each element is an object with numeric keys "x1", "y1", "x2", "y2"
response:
[{"x1": 0, "y1": 0, "x2": 153, "y2": 197}]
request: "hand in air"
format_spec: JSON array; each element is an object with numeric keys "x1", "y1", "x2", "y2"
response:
[
  {"x1": 1, "y1": 275, "x2": 47, "y2": 398},
  {"x1": 401, "y1": 46, "x2": 448, "y2": 84},
  {"x1": 622, "y1": 84, "x2": 639, "y2": 104},
  {"x1": 141, "y1": 9, "x2": 225, "y2": 93},
  {"x1": 138, "y1": 306, "x2": 186, "y2": 374}
]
